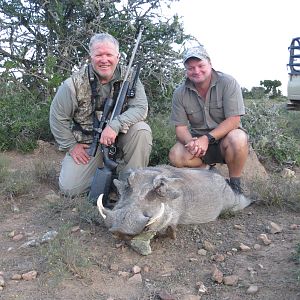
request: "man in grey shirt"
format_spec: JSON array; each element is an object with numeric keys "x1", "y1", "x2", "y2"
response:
[
  {"x1": 169, "y1": 45, "x2": 248, "y2": 193},
  {"x1": 50, "y1": 33, "x2": 152, "y2": 197}
]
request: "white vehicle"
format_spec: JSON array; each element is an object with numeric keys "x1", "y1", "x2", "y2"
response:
[{"x1": 287, "y1": 37, "x2": 300, "y2": 110}]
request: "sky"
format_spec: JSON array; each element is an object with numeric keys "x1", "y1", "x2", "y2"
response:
[{"x1": 169, "y1": 0, "x2": 300, "y2": 95}]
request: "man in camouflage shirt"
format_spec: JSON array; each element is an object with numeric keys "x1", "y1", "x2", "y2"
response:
[
  {"x1": 169, "y1": 45, "x2": 248, "y2": 194},
  {"x1": 50, "y1": 33, "x2": 152, "y2": 197}
]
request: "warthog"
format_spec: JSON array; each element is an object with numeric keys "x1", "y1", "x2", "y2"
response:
[{"x1": 97, "y1": 165, "x2": 252, "y2": 241}]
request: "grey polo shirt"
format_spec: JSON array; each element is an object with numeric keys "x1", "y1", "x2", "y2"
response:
[{"x1": 170, "y1": 69, "x2": 245, "y2": 136}]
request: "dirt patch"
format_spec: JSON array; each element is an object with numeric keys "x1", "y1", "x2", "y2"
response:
[{"x1": 0, "y1": 142, "x2": 299, "y2": 300}]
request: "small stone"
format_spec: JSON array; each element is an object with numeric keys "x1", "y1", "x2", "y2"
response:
[
  {"x1": 158, "y1": 290, "x2": 176, "y2": 300},
  {"x1": 12, "y1": 233, "x2": 24, "y2": 241},
  {"x1": 234, "y1": 224, "x2": 243, "y2": 230},
  {"x1": 203, "y1": 240, "x2": 215, "y2": 252},
  {"x1": 211, "y1": 265, "x2": 223, "y2": 283},
  {"x1": 128, "y1": 273, "x2": 142, "y2": 284},
  {"x1": 109, "y1": 264, "x2": 118, "y2": 271},
  {"x1": 22, "y1": 270, "x2": 37, "y2": 281},
  {"x1": 132, "y1": 265, "x2": 141, "y2": 274},
  {"x1": 253, "y1": 243, "x2": 261, "y2": 250},
  {"x1": 281, "y1": 168, "x2": 295, "y2": 178},
  {"x1": 268, "y1": 221, "x2": 283, "y2": 234},
  {"x1": 189, "y1": 257, "x2": 198, "y2": 262},
  {"x1": 239, "y1": 243, "x2": 251, "y2": 251},
  {"x1": 0, "y1": 275, "x2": 5, "y2": 287},
  {"x1": 11, "y1": 274, "x2": 22, "y2": 280},
  {"x1": 0, "y1": 286, "x2": 3, "y2": 291},
  {"x1": 118, "y1": 271, "x2": 130, "y2": 277},
  {"x1": 258, "y1": 233, "x2": 272, "y2": 245},
  {"x1": 198, "y1": 249, "x2": 207, "y2": 256},
  {"x1": 143, "y1": 265, "x2": 150, "y2": 272},
  {"x1": 211, "y1": 253, "x2": 225, "y2": 262},
  {"x1": 258, "y1": 264, "x2": 264, "y2": 269},
  {"x1": 247, "y1": 285, "x2": 259, "y2": 294},
  {"x1": 8, "y1": 230, "x2": 15, "y2": 237},
  {"x1": 196, "y1": 281, "x2": 207, "y2": 294},
  {"x1": 223, "y1": 275, "x2": 239, "y2": 286},
  {"x1": 40, "y1": 230, "x2": 58, "y2": 244},
  {"x1": 71, "y1": 226, "x2": 80, "y2": 233},
  {"x1": 290, "y1": 224, "x2": 300, "y2": 230}
]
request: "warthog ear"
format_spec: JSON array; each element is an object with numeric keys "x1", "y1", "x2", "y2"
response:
[
  {"x1": 113, "y1": 179, "x2": 126, "y2": 193},
  {"x1": 152, "y1": 175, "x2": 181, "y2": 198}
]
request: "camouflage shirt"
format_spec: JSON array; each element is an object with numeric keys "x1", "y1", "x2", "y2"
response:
[{"x1": 49, "y1": 64, "x2": 148, "y2": 151}]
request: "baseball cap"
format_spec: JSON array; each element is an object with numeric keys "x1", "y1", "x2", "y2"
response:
[{"x1": 182, "y1": 46, "x2": 210, "y2": 64}]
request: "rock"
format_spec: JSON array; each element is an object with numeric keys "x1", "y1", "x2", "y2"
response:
[
  {"x1": 19, "y1": 239, "x2": 40, "y2": 248},
  {"x1": 21, "y1": 270, "x2": 37, "y2": 281},
  {"x1": 132, "y1": 265, "x2": 141, "y2": 274},
  {"x1": 216, "y1": 146, "x2": 268, "y2": 186},
  {"x1": 290, "y1": 224, "x2": 300, "y2": 230},
  {"x1": 203, "y1": 240, "x2": 215, "y2": 252},
  {"x1": 158, "y1": 291, "x2": 176, "y2": 300},
  {"x1": 109, "y1": 264, "x2": 118, "y2": 271},
  {"x1": 118, "y1": 271, "x2": 130, "y2": 277},
  {"x1": 11, "y1": 274, "x2": 22, "y2": 280},
  {"x1": 40, "y1": 230, "x2": 58, "y2": 244},
  {"x1": 128, "y1": 233, "x2": 154, "y2": 256},
  {"x1": 239, "y1": 243, "x2": 251, "y2": 251},
  {"x1": 71, "y1": 226, "x2": 80, "y2": 233},
  {"x1": 223, "y1": 275, "x2": 239, "y2": 286},
  {"x1": 128, "y1": 273, "x2": 142, "y2": 284},
  {"x1": 247, "y1": 285, "x2": 259, "y2": 294},
  {"x1": 267, "y1": 221, "x2": 283, "y2": 234},
  {"x1": 253, "y1": 243, "x2": 261, "y2": 250},
  {"x1": 258, "y1": 233, "x2": 272, "y2": 245},
  {"x1": 211, "y1": 254, "x2": 225, "y2": 262},
  {"x1": 234, "y1": 224, "x2": 243, "y2": 230},
  {"x1": 143, "y1": 265, "x2": 150, "y2": 273},
  {"x1": 196, "y1": 281, "x2": 207, "y2": 294},
  {"x1": 281, "y1": 168, "x2": 296, "y2": 178},
  {"x1": 12, "y1": 233, "x2": 24, "y2": 241},
  {"x1": 0, "y1": 275, "x2": 5, "y2": 287},
  {"x1": 211, "y1": 265, "x2": 223, "y2": 283},
  {"x1": 8, "y1": 230, "x2": 15, "y2": 238},
  {"x1": 198, "y1": 249, "x2": 207, "y2": 256}
]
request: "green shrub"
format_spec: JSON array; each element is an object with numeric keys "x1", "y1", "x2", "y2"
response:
[
  {"x1": 148, "y1": 113, "x2": 176, "y2": 166},
  {"x1": 243, "y1": 100, "x2": 300, "y2": 167},
  {"x1": 0, "y1": 84, "x2": 52, "y2": 152}
]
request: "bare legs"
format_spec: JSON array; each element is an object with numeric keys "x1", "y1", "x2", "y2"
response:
[{"x1": 168, "y1": 129, "x2": 248, "y2": 176}]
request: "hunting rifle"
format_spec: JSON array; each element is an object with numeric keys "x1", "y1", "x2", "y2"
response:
[{"x1": 88, "y1": 26, "x2": 144, "y2": 207}]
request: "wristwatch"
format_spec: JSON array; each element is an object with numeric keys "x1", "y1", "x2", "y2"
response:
[{"x1": 205, "y1": 133, "x2": 216, "y2": 144}]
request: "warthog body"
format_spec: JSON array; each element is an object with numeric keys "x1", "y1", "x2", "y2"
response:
[{"x1": 98, "y1": 166, "x2": 252, "y2": 238}]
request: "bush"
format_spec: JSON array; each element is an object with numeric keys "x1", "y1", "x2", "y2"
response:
[
  {"x1": 0, "y1": 84, "x2": 52, "y2": 152},
  {"x1": 243, "y1": 100, "x2": 300, "y2": 167},
  {"x1": 148, "y1": 113, "x2": 176, "y2": 166}
]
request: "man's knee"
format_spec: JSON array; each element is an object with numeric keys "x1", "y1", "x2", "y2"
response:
[
  {"x1": 223, "y1": 129, "x2": 248, "y2": 150},
  {"x1": 59, "y1": 176, "x2": 90, "y2": 197}
]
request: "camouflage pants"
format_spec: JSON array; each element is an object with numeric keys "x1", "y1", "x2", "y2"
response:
[{"x1": 59, "y1": 121, "x2": 152, "y2": 197}]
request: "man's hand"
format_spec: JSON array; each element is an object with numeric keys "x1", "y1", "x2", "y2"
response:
[
  {"x1": 70, "y1": 144, "x2": 91, "y2": 165},
  {"x1": 185, "y1": 136, "x2": 209, "y2": 158},
  {"x1": 100, "y1": 126, "x2": 117, "y2": 146}
]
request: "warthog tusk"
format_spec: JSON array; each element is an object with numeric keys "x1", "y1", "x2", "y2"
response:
[
  {"x1": 146, "y1": 203, "x2": 165, "y2": 227},
  {"x1": 97, "y1": 194, "x2": 107, "y2": 219}
]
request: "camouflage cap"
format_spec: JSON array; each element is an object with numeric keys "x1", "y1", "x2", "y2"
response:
[{"x1": 182, "y1": 46, "x2": 210, "y2": 64}]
